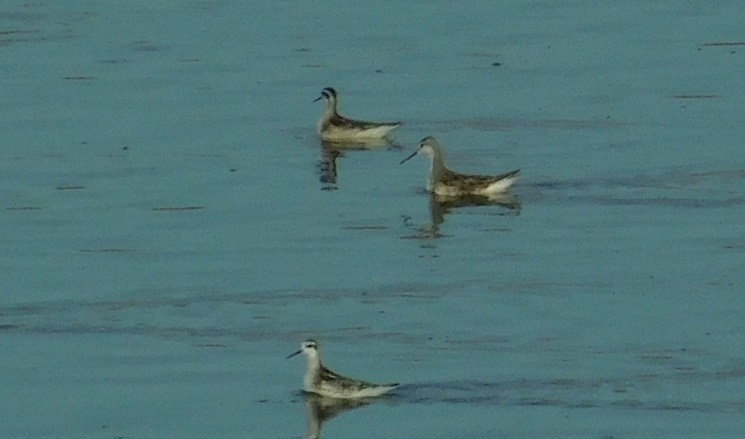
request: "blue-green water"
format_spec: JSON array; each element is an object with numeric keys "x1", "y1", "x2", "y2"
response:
[{"x1": 1, "y1": 1, "x2": 744, "y2": 437}]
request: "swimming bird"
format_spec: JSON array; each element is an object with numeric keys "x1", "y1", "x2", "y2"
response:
[
  {"x1": 314, "y1": 87, "x2": 401, "y2": 141},
  {"x1": 400, "y1": 136, "x2": 519, "y2": 196},
  {"x1": 287, "y1": 339, "x2": 399, "y2": 399}
]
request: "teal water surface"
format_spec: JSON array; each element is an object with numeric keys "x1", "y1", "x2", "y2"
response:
[{"x1": 1, "y1": 1, "x2": 744, "y2": 438}]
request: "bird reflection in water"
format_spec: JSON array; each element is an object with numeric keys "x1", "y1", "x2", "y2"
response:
[
  {"x1": 405, "y1": 192, "x2": 521, "y2": 240},
  {"x1": 318, "y1": 139, "x2": 401, "y2": 191},
  {"x1": 302, "y1": 393, "x2": 372, "y2": 439}
]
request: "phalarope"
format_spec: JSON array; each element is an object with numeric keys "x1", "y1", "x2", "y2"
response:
[
  {"x1": 400, "y1": 136, "x2": 519, "y2": 196},
  {"x1": 314, "y1": 87, "x2": 401, "y2": 141},
  {"x1": 287, "y1": 339, "x2": 399, "y2": 399}
]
